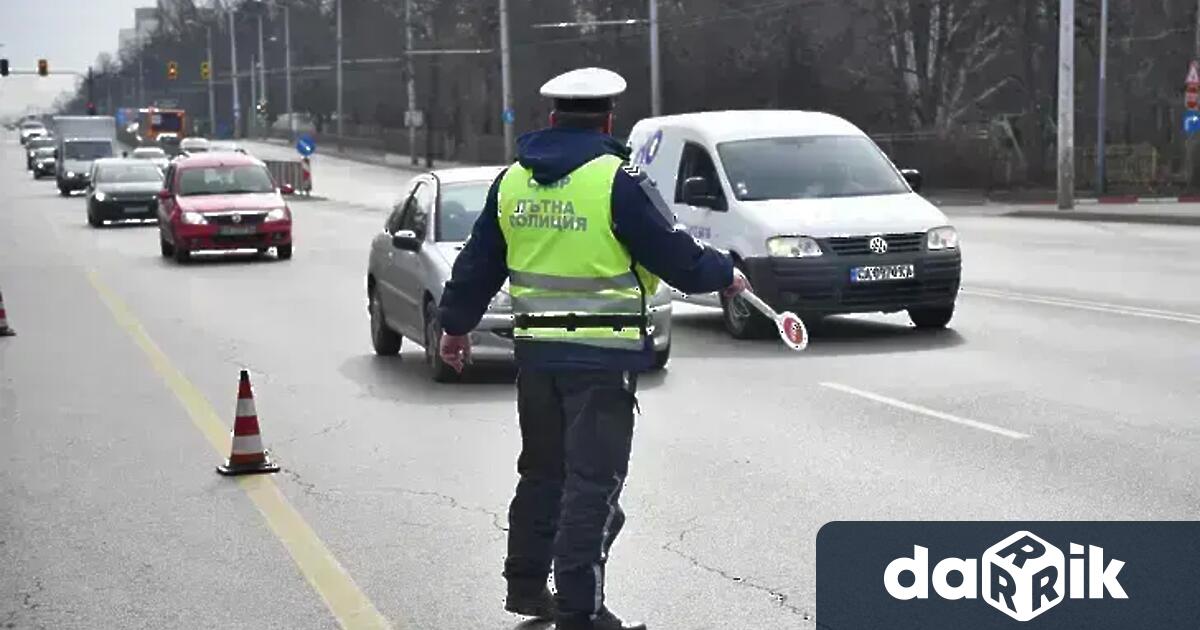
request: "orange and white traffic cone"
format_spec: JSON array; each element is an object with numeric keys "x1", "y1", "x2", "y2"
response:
[
  {"x1": 216, "y1": 370, "x2": 280, "y2": 476},
  {"x1": 0, "y1": 289, "x2": 15, "y2": 337}
]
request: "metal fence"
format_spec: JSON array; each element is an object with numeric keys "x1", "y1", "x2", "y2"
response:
[{"x1": 264, "y1": 159, "x2": 312, "y2": 196}]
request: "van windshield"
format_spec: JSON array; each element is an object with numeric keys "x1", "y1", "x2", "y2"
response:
[
  {"x1": 717, "y1": 136, "x2": 910, "y2": 201},
  {"x1": 64, "y1": 141, "x2": 114, "y2": 161}
]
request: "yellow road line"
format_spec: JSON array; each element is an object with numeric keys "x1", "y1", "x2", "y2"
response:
[{"x1": 87, "y1": 270, "x2": 395, "y2": 630}]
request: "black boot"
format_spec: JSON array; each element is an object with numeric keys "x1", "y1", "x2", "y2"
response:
[
  {"x1": 555, "y1": 608, "x2": 647, "y2": 630},
  {"x1": 505, "y1": 584, "x2": 557, "y2": 620}
]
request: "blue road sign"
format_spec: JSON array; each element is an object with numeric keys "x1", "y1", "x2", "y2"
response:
[
  {"x1": 297, "y1": 134, "x2": 316, "y2": 157},
  {"x1": 1184, "y1": 112, "x2": 1200, "y2": 136},
  {"x1": 502, "y1": 108, "x2": 515, "y2": 125}
]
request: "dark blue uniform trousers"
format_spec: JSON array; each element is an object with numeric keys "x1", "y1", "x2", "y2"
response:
[{"x1": 504, "y1": 368, "x2": 638, "y2": 616}]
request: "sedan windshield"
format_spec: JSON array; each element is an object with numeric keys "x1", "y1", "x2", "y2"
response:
[
  {"x1": 717, "y1": 136, "x2": 910, "y2": 201},
  {"x1": 97, "y1": 164, "x2": 163, "y2": 184},
  {"x1": 178, "y1": 165, "x2": 274, "y2": 196},
  {"x1": 437, "y1": 182, "x2": 491, "y2": 241},
  {"x1": 64, "y1": 141, "x2": 114, "y2": 161}
]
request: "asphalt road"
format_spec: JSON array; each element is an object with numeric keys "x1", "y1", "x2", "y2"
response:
[{"x1": 2, "y1": 135, "x2": 1198, "y2": 630}]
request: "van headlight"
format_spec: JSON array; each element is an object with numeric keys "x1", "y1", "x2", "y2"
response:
[
  {"x1": 66, "y1": 171, "x2": 76, "y2": 178},
  {"x1": 766, "y1": 236, "x2": 823, "y2": 258},
  {"x1": 926, "y1": 226, "x2": 959, "y2": 250},
  {"x1": 182, "y1": 211, "x2": 208, "y2": 225}
]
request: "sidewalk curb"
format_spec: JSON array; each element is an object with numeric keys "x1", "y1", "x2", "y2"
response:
[{"x1": 1005, "y1": 209, "x2": 1200, "y2": 226}]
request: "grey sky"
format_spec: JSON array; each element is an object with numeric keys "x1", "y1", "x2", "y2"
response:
[{"x1": 1, "y1": 0, "x2": 153, "y2": 118}]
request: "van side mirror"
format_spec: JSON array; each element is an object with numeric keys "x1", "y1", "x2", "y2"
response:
[
  {"x1": 681, "y1": 176, "x2": 722, "y2": 210},
  {"x1": 900, "y1": 169, "x2": 923, "y2": 193},
  {"x1": 391, "y1": 229, "x2": 421, "y2": 251}
]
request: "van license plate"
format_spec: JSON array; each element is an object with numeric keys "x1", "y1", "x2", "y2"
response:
[{"x1": 850, "y1": 264, "x2": 915, "y2": 283}]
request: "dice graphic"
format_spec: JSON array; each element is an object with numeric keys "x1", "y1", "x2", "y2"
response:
[{"x1": 982, "y1": 531, "x2": 1065, "y2": 621}]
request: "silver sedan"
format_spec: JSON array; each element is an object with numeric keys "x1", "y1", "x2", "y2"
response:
[{"x1": 366, "y1": 166, "x2": 673, "y2": 381}]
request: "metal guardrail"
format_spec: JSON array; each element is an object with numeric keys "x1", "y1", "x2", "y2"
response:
[{"x1": 264, "y1": 158, "x2": 312, "y2": 196}]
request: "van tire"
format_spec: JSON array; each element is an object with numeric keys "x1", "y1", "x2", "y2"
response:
[
  {"x1": 720, "y1": 289, "x2": 774, "y2": 339},
  {"x1": 909, "y1": 304, "x2": 955, "y2": 329}
]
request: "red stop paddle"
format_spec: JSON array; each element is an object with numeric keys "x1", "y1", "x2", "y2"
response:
[{"x1": 736, "y1": 290, "x2": 809, "y2": 351}]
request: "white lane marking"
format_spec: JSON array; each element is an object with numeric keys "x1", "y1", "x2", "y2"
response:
[
  {"x1": 819, "y1": 382, "x2": 1030, "y2": 440},
  {"x1": 961, "y1": 288, "x2": 1200, "y2": 325}
]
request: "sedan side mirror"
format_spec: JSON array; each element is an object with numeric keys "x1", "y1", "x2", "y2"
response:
[
  {"x1": 391, "y1": 229, "x2": 421, "y2": 252},
  {"x1": 280, "y1": 183, "x2": 295, "y2": 195},
  {"x1": 681, "y1": 176, "x2": 722, "y2": 210},
  {"x1": 900, "y1": 169, "x2": 923, "y2": 193},
  {"x1": 157, "y1": 189, "x2": 172, "y2": 200}
]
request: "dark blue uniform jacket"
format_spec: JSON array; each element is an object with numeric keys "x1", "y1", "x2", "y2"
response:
[{"x1": 438, "y1": 127, "x2": 733, "y2": 372}]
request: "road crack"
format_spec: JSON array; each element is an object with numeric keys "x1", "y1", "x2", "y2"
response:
[{"x1": 662, "y1": 521, "x2": 811, "y2": 620}]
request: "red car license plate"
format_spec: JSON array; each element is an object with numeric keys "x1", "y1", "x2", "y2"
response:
[{"x1": 218, "y1": 225, "x2": 257, "y2": 236}]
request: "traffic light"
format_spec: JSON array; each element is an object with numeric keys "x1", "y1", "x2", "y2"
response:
[
  {"x1": 0, "y1": 59, "x2": 8, "y2": 77},
  {"x1": 37, "y1": 59, "x2": 48, "y2": 77},
  {"x1": 200, "y1": 61, "x2": 210, "y2": 81},
  {"x1": 167, "y1": 61, "x2": 178, "y2": 81}
]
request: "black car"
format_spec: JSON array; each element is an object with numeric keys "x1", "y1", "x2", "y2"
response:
[
  {"x1": 25, "y1": 136, "x2": 55, "y2": 170},
  {"x1": 31, "y1": 147, "x2": 57, "y2": 179},
  {"x1": 85, "y1": 159, "x2": 165, "y2": 227}
]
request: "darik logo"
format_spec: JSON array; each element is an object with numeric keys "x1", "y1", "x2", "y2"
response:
[{"x1": 884, "y1": 530, "x2": 1128, "y2": 622}]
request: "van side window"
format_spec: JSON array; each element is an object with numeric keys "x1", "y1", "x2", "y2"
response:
[{"x1": 674, "y1": 142, "x2": 725, "y2": 206}]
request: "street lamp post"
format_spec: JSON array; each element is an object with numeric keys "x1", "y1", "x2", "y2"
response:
[
  {"x1": 207, "y1": 25, "x2": 216, "y2": 137},
  {"x1": 336, "y1": 0, "x2": 344, "y2": 152},
  {"x1": 500, "y1": 0, "x2": 513, "y2": 162},
  {"x1": 229, "y1": 9, "x2": 241, "y2": 138},
  {"x1": 285, "y1": 4, "x2": 293, "y2": 141},
  {"x1": 257, "y1": 11, "x2": 267, "y2": 138}
]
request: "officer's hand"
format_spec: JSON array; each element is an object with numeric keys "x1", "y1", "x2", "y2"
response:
[
  {"x1": 723, "y1": 268, "x2": 752, "y2": 297},
  {"x1": 439, "y1": 333, "x2": 471, "y2": 373}
]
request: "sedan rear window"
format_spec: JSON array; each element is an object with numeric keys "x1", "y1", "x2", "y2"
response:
[
  {"x1": 64, "y1": 141, "x2": 114, "y2": 161},
  {"x1": 717, "y1": 135, "x2": 909, "y2": 201},
  {"x1": 178, "y1": 165, "x2": 274, "y2": 196},
  {"x1": 437, "y1": 182, "x2": 491, "y2": 242}
]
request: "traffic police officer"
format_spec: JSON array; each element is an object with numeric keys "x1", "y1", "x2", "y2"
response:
[{"x1": 438, "y1": 67, "x2": 748, "y2": 630}]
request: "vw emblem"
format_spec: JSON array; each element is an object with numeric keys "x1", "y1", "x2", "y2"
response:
[
  {"x1": 868, "y1": 236, "x2": 888, "y2": 254},
  {"x1": 231, "y1": 214, "x2": 243, "y2": 224}
]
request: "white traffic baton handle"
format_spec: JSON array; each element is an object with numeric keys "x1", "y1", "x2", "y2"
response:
[{"x1": 736, "y1": 290, "x2": 809, "y2": 351}]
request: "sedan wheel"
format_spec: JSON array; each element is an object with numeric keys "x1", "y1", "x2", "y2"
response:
[
  {"x1": 424, "y1": 301, "x2": 459, "y2": 382},
  {"x1": 369, "y1": 289, "x2": 402, "y2": 356}
]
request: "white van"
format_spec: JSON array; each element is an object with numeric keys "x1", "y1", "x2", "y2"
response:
[{"x1": 627, "y1": 110, "x2": 961, "y2": 338}]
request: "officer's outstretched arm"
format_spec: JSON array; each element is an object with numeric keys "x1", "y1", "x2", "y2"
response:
[
  {"x1": 611, "y1": 167, "x2": 733, "y2": 295},
  {"x1": 439, "y1": 174, "x2": 509, "y2": 336}
]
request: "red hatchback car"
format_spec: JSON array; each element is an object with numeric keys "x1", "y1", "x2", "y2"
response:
[{"x1": 156, "y1": 152, "x2": 294, "y2": 263}]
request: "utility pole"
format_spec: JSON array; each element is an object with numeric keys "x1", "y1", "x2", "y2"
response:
[
  {"x1": 249, "y1": 53, "x2": 257, "y2": 138},
  {"x1": 207, "y1": 25, "x2": 216, "y2": 137},
  {"x1": 336, "y1": 0, "x2": 344, "y2": 152},
  {"x1": 500, "y1": 0, "x2": 514, "y2": 162},
  {"x1": 87, "y1": 66, "x2": 94, "y2": 111},
  {"x1": 407, "y1": 0, "x2": 418, "y2": 164},
  {"x1": 257, "y1": 10, "x2": 267, "y2": 137},
  {"x1": 229, "y1": 9, "x2": 241, "y2": 138},
  {"x1": 285, "y1": 4, "x2": 294, "y2": 141},
  {"x1": 1057, "y1": 0, "x2": 1075, "y2": 210},
  {"x1": 1095, "y1": 0, "x2": 1108, "y2": 195},
  {"x1": 649, "y1": 0, "x2": 661, "y2": 116},
  {"x1": 1189, "y1": 0, "x2": 1200, "y2": 188}
]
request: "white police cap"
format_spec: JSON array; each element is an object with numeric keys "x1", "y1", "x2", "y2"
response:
[{"x1": 539, "y1": 67, "x2": 627, "y2": 100}]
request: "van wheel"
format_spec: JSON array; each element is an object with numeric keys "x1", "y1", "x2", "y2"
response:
[
  {"x1": 369, "y1": 288, "x2": 403, "y2": 356},
  {"x1": 424, "y1": 300, "x2": 459, "y2": 383},
  {"x1": 720, "y1": 277, "x2": 774, "y2": 339},
  {"x1": 909, "y1": 304, "x2": 955, "y2": 329}
]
